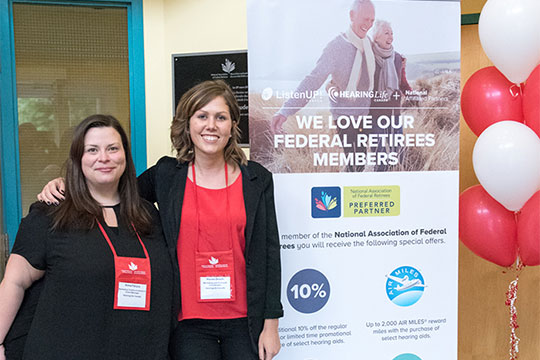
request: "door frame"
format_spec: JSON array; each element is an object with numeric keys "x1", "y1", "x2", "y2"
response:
[{"x1": 0, "y1": 0, "x2": 147, "y2": 246}]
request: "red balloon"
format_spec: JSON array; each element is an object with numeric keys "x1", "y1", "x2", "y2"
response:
[
  {"x1": 523, "y1": 65, "x2": 540, "y2": 139},
  {"x1": 461, "y1": 66, "x2": 524, "y2": 136},
  {"x1": 459, "y1": 185, "x2": 517, "y2": 266},
  {"x1": 517, "y1": 191, "x2": 540, "y2": 266}
]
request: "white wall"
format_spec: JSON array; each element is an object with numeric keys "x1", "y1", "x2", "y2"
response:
[{"x1": 142, "y1": 0, "x2": 247, "y2": 166}]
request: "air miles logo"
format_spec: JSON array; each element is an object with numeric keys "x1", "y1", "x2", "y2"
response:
[
  {"x1": 385, "y1": 266, "x2": 426, "y2": 307},
  {"x1": 393, "y1": 354, "x2": 422, "y2": 360},
  {"x1": 128, "y1": 262, "x2": 138, "y2": 271},
  {"x1": 311, "y1": 187, "x2": 340, "y2": 218},
  {"x1": 209, "y1": 257, "x2": 219, "y2": 265}
]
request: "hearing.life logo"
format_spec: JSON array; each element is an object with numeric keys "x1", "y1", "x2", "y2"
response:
[
  {"x1": 327, "y1": 86, "x2": 339, "y2": 103},
  {"x1": 311, "y1": 187, "x2": 340, "y2": 218}
]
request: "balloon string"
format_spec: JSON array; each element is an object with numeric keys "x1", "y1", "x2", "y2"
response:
[{"x1": 505, "y1": 260, "x2": 523, "y2": 360}]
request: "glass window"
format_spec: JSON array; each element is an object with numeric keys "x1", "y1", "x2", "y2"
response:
[{"x1": 13, "y1": 4, "x2": 130, "y2": 214}]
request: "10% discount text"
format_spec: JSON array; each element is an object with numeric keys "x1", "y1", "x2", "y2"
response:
[{"x1": 287, "y1": 269, "x2": 331, "y2": 314}]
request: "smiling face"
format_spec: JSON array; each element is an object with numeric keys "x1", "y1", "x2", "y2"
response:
[
  {"x1": 81, "y1": 126, "x2": 126, "y2": 195},
  {"x1": 375, "y1": 24, "x2": 394, "y2": 49},
  {"x1": 350, "y1": 1, "x2": 375, "y2": 39},
  {"x1": 188, "y1": 96, "x2": 233, "y2": 161}
]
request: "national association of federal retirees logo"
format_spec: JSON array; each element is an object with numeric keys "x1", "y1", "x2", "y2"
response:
[{"x1": 311, "y1": 187, "x2": 340, "y2": 218}]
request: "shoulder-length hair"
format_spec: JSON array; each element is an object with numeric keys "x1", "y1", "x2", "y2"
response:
[
  {"x1": 170, "y1": 80, "x2": 247, "y2": 165},
  {"x1": 50, "y1": 114, "x2": 152, "y2": 234}
]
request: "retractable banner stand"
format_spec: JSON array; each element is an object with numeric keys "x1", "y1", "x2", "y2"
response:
[{"x1": 247, "y1": 1, "x2": 460, "y2": 359}]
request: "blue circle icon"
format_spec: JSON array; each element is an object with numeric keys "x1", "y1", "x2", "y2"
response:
[
  {"x1": 385, "y1": 266, "x2": 426, "y2": 307},
  {"x1": 287, "y1": 269, "x2": 330, "y2": 314},
  {"x1": 393, "y1": 354, "x2": 422, "y2": 360}
]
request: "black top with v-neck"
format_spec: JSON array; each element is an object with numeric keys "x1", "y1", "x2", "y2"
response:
[{"x1": 8, "y1": 201, "x2": 173, "y2": 360}]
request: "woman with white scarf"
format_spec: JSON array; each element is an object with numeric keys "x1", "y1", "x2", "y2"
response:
[{"x1": 370, "y1": 20, "x2": 411, "y2": 171}]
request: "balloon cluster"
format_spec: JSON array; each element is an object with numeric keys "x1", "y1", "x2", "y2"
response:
[{"x1": 459, "y1": 0, "x2": 540, "y2": 268}]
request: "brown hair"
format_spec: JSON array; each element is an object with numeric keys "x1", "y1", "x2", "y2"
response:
[
  {"x1": 50, "y1": 114, "x2": 152, "y2": 234},
  {"x1": 170, "y1": 80, "x2": 247, "y2": 165}
]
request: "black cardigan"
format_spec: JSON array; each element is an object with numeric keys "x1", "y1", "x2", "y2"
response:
[{"x1": 137, "y1": 156, "x2": 283, "y2": 348}]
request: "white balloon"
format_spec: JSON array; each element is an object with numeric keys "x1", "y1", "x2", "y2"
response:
[
  {"x1": 479, "y1": 0, "x2": 540, "y2": 84},
  {"x1": 473, "y1": 121, "x2": 540, "y2": 211}
]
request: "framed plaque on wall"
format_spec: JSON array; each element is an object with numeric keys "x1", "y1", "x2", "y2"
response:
[{"x1": 172, "y1": 50, "x2": 249, "y2": 146}]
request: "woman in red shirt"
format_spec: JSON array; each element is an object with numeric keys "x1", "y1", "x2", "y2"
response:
[{"x1": 159, "y1": 80, "x2": 283, "y2": 360}]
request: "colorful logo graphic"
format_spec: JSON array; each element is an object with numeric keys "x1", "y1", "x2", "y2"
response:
[
  {"x1": 386, "y1": 266, "x2": 426, "y2": 307},
  {"x1": 393, "y1": 354, "x2": 422, "y2": 360},
  {"x1": 311, "y1": 187, "x2": 340, "y2": 218}
]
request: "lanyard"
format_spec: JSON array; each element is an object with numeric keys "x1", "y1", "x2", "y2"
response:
[
  {"x1": 97, "y1": 221, "x2": 150, "y2": 261},
  {"x1": 191, "y1": 162, "x2": 234, "y2": 251},
  {"x1": 97, "y1": 218, "x2": 152, "y2": 310}
]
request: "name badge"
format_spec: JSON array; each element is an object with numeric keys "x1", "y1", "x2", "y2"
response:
[
  {"x1": 196, "y1": 249, "x2": 235, "y2": 302},
  {"x1": 117, "y1": 282, "x2": 147, "y2": 307},
  {"x1": 98, "y1": 222, "x2": 152, "y2": 311},
  {"x1": 113, "y1": 258, "x2": 151, "y2": 310}
]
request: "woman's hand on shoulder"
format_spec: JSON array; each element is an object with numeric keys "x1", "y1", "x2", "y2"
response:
[
  {"x1": 37, "y1": 178, "x2": 65, "y2": 205},
  {"x1": 258, "y1": 319, "x2": 280, "y2": 360}
]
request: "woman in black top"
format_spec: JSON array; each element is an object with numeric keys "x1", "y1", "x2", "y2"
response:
[{"x1": 0, "y1": 115, "x2": 173, "y2": 360}]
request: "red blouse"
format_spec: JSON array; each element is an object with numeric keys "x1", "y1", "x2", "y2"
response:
[{"x1": 177, "y1": 172, "x2": 248, "y2": 320}]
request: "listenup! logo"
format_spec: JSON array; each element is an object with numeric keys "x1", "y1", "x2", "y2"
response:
[{"x1": 311, "y1": 187, "x2": 340, "y2": 218}]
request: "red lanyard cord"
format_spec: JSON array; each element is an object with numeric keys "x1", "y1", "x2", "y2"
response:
[
  {"x1": 191, "y1": 162, "x2": 234, "y2": 252},
  {"x1": 97, "y1": 221, "x2": 150, "y2": 260}
]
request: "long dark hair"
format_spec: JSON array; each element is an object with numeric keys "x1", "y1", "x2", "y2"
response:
[
  {"x1": 170, "y1": 80, "x2": 247, "y2": 165},
  {"x1": 50, "y1": 114, "x2": 152, "y2": 234}
]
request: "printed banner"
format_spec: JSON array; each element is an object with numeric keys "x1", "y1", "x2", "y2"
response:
[{"x1": 247, "y1": 0, "x2": 460, "y2": 359}]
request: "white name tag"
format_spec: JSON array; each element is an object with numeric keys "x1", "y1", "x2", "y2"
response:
[
  {"x1": 117, "y1": 282, "x2": 147, "y2": 308},
  {"x1": 200, "y1": 276, "x2": 232, "y2": 300}
]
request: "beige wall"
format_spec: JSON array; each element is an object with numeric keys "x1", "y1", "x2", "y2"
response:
[{"x1": 142, "y1": 0, "x2": 247, "y2": 166}]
